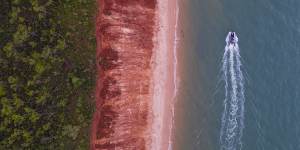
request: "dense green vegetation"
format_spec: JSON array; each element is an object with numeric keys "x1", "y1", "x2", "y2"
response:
[{"x1": 0, "y1": 0, "x2": 96, "y2": 149}]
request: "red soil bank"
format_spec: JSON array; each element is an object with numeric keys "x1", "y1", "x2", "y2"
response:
[{"x1": 91, "y1": 0, "x2": 156, "y2": 149}]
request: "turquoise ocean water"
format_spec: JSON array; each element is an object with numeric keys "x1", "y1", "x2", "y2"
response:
[{"x1": 174, "y1": 0, "x2": 300, "y2": 149}]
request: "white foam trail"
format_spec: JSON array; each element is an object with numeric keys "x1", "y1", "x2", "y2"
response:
[
  {"x1": 234, "y1": 45, "x2": 245, "y2": 147},
  {"x1": 220, "y1": 33, "x2": 245, "y2": 150},
  {"x1": 220, "y1": 47, "x2": 229, "y2": 144}
]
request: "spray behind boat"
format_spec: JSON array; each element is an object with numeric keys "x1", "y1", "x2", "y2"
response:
[{"x1": 220, "y1": 32, "x2": 245, "y2": 150}]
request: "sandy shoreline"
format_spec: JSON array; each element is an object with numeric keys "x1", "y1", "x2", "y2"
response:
[{"x1": 151, "y1": 0, "x2": 178, "y2": 149}]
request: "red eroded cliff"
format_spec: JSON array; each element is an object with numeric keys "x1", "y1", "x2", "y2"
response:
[{"x1": 91, "y1": 0, "x2": 157, "y2": 149}]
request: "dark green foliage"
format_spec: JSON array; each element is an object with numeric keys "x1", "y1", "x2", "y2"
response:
[{"x1": 0, "y1": 0, "x2": 96, "y2": 149}]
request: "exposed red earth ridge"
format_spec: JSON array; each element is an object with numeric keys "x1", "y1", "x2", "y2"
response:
[{"x1": 90, "y1": 0, "x2": 177, "y2": 149}]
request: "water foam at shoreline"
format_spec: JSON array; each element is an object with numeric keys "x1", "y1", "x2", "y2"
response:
[{"x1": 168, "y1": 0, "x2": 180, "y2": 149}]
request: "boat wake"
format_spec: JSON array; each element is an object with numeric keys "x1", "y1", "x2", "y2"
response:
[{"x1": 220, "y1": 32, "x2": 245, "y2": 150}]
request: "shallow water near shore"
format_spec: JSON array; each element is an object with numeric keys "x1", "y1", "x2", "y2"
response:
[{"x1": 174, "y1": 0, "x2": 300, "y2": 149}]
